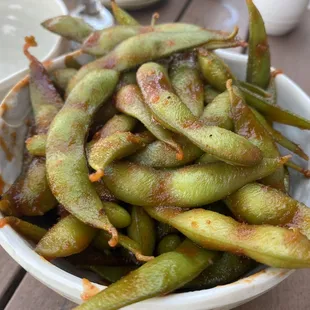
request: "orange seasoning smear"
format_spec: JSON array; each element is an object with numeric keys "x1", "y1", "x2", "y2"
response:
[
  {"x1": 0, "y1": 103, "x2": 8, "y2": 117},
  {"x1": 81, "y1": 278, "x2": 100, "y2": 301},
  {"x1": 0, "y1": 175, "x2": 6, "y2": 195},
  {"x1": 0, "y1": 136, "x2": 13, "y2": 161}
]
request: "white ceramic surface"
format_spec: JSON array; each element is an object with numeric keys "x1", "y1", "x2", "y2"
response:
[
  {"x1": 0, "y1": 0, "x2": 67, "y2": 100},
  {"x1": 0, "y1": 49, "x2": 310, "y2": 309},
  {"x1": 253, "y1": 0, "x2": 309, "y2": 36}
]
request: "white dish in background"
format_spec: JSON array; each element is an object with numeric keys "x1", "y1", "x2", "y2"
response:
[
  {"x1": 102, "y1": 0, "x2": 162, "y2": 10},
  {"x1": 0, "y1": 0, "x2": 67, "y2": 99},
  {"x1": 0, "y1": 49, "x2": 309, "y2": 309}
]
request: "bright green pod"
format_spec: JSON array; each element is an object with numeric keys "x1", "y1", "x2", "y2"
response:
[
  {"x1": 225, "y1": 182, "x2": 310, "y2": 239},
  {"x1": 246, "y1": 0, "x2": 270, "y2": 89},
  {"x1": 0, "y1": 216, "x2": 46, "y2": 243},
  {"x1": 50, "y1": 68, "x2": 77, "y2": 93},
  {"x1": 183, "y1": 252, "x2": 255, "y2": 290},
  {"x1": 170, "y1": 53, "x2": 204, "y2": 117},
  {"x1": 94, "y1": 231, "x2": 154, "y2": 262},
  {"x1": 116, "y1": 84, "x2": 183, "y2": 159},
  {"x1": 67, "y1": 27, "x2": 241, "y2": 94},
  {"x1": 41, "y1": 15, "x2": 94, "y2": 43},
  {"x1": 36, "y1": 215, "x2": 97, "y2": 259},
  {"x1": 103, "y1": 157, "x2": 287, "y2": 208},
  {"x1": 88, "y1": 131, "x2": 155, "y2": 181},
  {"x1": 196, "y1": 153, "x2": 219, "y2": 164},
  {"x1": 100, "y1": 202, "x2": 131, "y2": 229},
  {"x1": 74, "y1": 239, "x2": 218, "y2": 310},
  {"x1": 157, "y1": 234, "x2": 182, "y2": 255},
  {"x1": 198, "y1": 49, "x2": 235, "y2": 92},
  {"x1": 46, "y1": 69, "x2": 120, "y2": 246},
  {"x1": 227, "y1": 81, "x2": 285, "y2": 191},
  {"x1": 26, "y1": 134, "x2": 47, "y2": 156},
  {"x1": 145, "y1": 207, "x2": 310, "y2": 269},
  {"x1": 127, "y1": 206, "x2": 156, "y2": 256},
  {"x1": 0, "y1": 158, "x2": 57, "y2": 216},
  {"x1": 111, "y1": 0, "x2": 139, "y2": 26},
  {"x1": 204, "y1": 85, "x2": 220, "y2": 104},
  {"x1": 137, "y1": 62, "x2": 262, "y2": 167}
]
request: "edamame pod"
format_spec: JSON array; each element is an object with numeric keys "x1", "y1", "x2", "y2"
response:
[
  {"x1": 74, "y1": 239, "x2": 217, "y2": 310},
  {"x1": 225, "y1": 182, "x2": 310, "y2": 239},
  {"x1": 137, "y1": 62, "x2": 262, "y2": 167},
  {"x1": 36, "y1": 215, "x2": 97, "y2": 259},
  {"x1": 204, "y1": 85, "x2": 220, "y2": 104},
  {"x1": 157, "y1": 234, "x2": 182, "y2": 255},
  {"x1": 127, "y1": 206, "x2": 156, "y2": 256},
  {"x1": 116, "y1": 85, "x2": 183, "y2": 159},
  {"x1": 103, "y1": 156, "x2": 288, "y2": 208},
  {"x1": 26, "y1": 134, "x2": 47, "y2": 156},
  {"x1": 50, "y1": 68, "x2": 77, "y2": 93},
  {"x1": 41, "y1": 16, "x2": 94, "y2": 43},
  {"x1": 100, "y1": 202, "x2": 131, "y2": 229},
  {"x1": 145, "y1": 207, "x2": 310, "y2": 268},
  {"x1": 111, "y1": 0, "x2": 139, "y2": 26},
  {"x1": 46, "y1": 69, "x2": 119, "y2": 246}
]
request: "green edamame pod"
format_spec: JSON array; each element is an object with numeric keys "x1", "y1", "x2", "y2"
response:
[
  {"x1": 103, "y1": 156, "x2": 288, "y2": 208},
  {"x1": 130, "y1": 135, "x2": 203, "y2": 168},
  {"x1": 0, "y1": 216, "x2": 46, "y2": 243},
  {"x1": 198, "y1": 49, "x2": 235, "y2": 92},
  {"x1": 68, "y1": 27, "x2": 241, "y2": 94},
  {"x1": 111, "y1": 0, "x2": 139, "y2": 26},
  {"x1": 26, "y1": 134, "x2": 47, "y2": 156},
  {"x1": 156, "y1": 222, "x2": 178, "y2": 240},
  {"x1": 137, "y1": 62, "x2": 262, "y2": 167},
  {"x1": 36, "y1": 215, "x2": 97, "y2": 259},
  {"x1": 196, "y1": 153, "x2": 219, "y2": 165},
  {"x1": 227, "y1": 80, "x2": 285, "y2": 191},
  {"x1": 246, "y1": 0, "x2": 270, "y2": 89},
  {"x1": 46, "y1": 69, "x2": 120, "y2": 246},
  {"x1": 87, "y1": 265, "x2": 137, "y2": 283},
  {"x1": 145, "y1": 206, "x2": 310, "y2": 268},
  {"x1": 157, "y1": 234, "x2": 182, "y2": 255},
  {"x1": 170, "y1": 53, "x2": 204, "y2": 117},
  {"x1": 50, "y1": 68, "x2": 77, "y2": 93},
  {"x1": 225, "y1": 182, "x2": 310, "y2": 239},
  {"x1": 74, "y1": 239, "x2": 217, "y2": 310},
  {"x1": 251, "y1": 108, "x2": 308, "y2": 160},
  {"x1": 117, "y1": 71, "x2": 137, "y2": 90},
  {"x1": 100, "y1": 202, "x2": 131, "y2": 229},
  {"x1": 183, "y1": 253, "x2": 255, "y2": 290},
  {"x1": 41, "y1": 16, "x2": 94, "y2": 43},
  {"x1": 88, "y1": 131, "x2": 155, "y2": 182},
  {"x1": 116, "y1": 85, "x2": 183, "y2": 159},
  {"x1": 204, "y1": 85, "x2": 220, "y2": 104},
  {"x1": 0, "y1": 158, "x2": 57, "y2": 216},
  {"x1": 127, "y1": 206, "x2": 156, "y2": 256}
]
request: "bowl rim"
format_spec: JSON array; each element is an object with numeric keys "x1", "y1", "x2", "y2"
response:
[
  {"x1": 1, "y1": 49, "x2": 308, "y2": 308},
  {"x1": 0, "y1": 0, "x2": 68, "y2": 91}
]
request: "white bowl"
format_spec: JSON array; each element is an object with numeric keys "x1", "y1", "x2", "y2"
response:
[
  {"x1": 0, "y1": 49, "x2": 310, "y2": 309},
  {"x1": 0, "y1": 0, "x2": 67, "y2": 100}
]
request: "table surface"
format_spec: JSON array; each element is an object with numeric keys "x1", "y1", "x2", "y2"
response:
[{"x1": 1, "y1": 0, "x2": 310, "y2": 309}]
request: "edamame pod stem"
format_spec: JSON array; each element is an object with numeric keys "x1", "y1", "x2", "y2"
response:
[
  {"x1": 111, "y1": 0, "x2": 139, "y2": 26},
  {"x1": 198, "y1": 49, "x2": 235, "y2": 92},
  {"x1": 50, "y1": 68, "x2": 77, "y2": 93},
  {"x1": 103, "y1": 156, "x2": 288, "y2": 208},
  {"x1": 246, "y1": 0, "x2": 270, "y2": 89},
  {"x1": 170, "y1": 53, "x2": 204, "y2": 117},
  {"x1": 130, "y1": 135, "x2": 203, "y2": 168},
  {"x1": 24, "y1": 36, "x2": 63, "y2": 134},
  {"x1": 93, "y1": 231, "x2": 154, "y2": 262},
  {"x1": 88, "y1": 131, "x2": 155, "y2": 182},
  {"x1": 74, "y1": 239, "x2": 217, "y2": 310},
  {"x1": 251, "y1": 108, "x2": 308, "y2": 160},
  {"x1": 0, "y1": 158, "x2": 57, "y2": 216},
  {"x1": 204, "y1": 85, "x2": 220, "y2": 104},
  {"x1": 46, "y1": 70, "x2": 119, "y2": 246},
  {"x1": 0, "y1": 217, "x2": 46, "y2": 243},
  {"x1": 137, "y1": 62, "x2": 262, "y2": 167},
  {"x1": 67, "y1": 27, "x2": 240, "y2": 94},
  {"x1": 227, "y1": 80, "x2": 285, "y2": 191},
  {"x1": 285, "y1": 160, "x2": 310, "y2": 178},
  {"x1": 116, "y1": 85, "x2": 183, "y2": 159},
  {"x1": 26, "y1": 134, "x2": 47, "y2": 156},
  {"x1": 183, "y1": 253, "x2": 255, "y2": 291},
  {"x1": 240, "y1": 85, "x2": 310, "y2": 129},
  {"x1": 225, "y1": 182, "x2": 310, "y2": 239},
  {"x1": 127, "y1": 206, "x2": 156, "y2": 256},
  {"x1": 145, "y1": 207, "x2": 310, "y2": 268},
  {"x1": 36, "y1": 215, "x2": 97, "y2": 259},
  {"x1": 41, "y1": 15, "x2": 94, "y2": 43}
]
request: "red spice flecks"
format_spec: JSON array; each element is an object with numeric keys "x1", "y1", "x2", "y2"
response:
[{"x1": 81, "y1": 278, "x2": 100, "y2": 301}]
